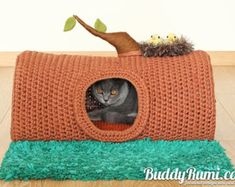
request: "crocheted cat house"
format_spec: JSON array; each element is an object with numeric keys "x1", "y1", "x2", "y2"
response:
[{"x1": 11, "y1": 16, "x2": 216, "y2": 142}]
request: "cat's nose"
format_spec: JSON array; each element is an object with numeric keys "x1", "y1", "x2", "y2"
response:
[{"x1": 104, "y1": 99, "x2": 108, "y2": 102}]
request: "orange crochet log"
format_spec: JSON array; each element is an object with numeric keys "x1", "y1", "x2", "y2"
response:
[{"x1": 11, "y1": 50, "x2": 216, "y2": 142}]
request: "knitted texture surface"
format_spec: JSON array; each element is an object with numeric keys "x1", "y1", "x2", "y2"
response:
[
  {"x1": 11, "y1": 50, "x2": 215, "y2": 142},
  {"x1": 0, "y1": 139, "x2": 233, "y2": 181}
]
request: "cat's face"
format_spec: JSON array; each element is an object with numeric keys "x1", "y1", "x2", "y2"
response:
[{"x1": 92, "y1": 79, "x2": 129, "y2": 106}]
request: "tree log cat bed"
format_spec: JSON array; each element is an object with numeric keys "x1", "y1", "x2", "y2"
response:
[
  {"x1": 11, "y1": 50, "x2": 216, "y2": 142},
  {"x1": 11, "y1": 16, "x2": 216, "y2": 142}
]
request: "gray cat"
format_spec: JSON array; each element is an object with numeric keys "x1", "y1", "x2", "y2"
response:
[{"x1": 88, "y1": 78, "x2": 138, "y2": 124}]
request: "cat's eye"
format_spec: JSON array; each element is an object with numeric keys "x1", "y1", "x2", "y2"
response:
[
  {"x1": 111, "y1": 89, "x2": 118, "y2": 96},
  {"x1": 96, "y1": 88, "x2": 103, "y2": 94}
]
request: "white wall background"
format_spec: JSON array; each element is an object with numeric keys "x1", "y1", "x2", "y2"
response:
[{"x1": 0, "y1": 0, "x2": 234, "y2": 51}]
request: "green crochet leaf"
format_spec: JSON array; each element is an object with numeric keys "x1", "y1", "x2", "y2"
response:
[
  {"x1": 94, "y1": 18, "x2": 107, "y2": 33},
  {"x1": 64, "y1": 17, "x2": 76, "y2": 32}
]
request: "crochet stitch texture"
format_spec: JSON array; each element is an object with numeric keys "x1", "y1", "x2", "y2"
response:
[{"x1": 11, "y1": 50, "x2": 215, "y2": 142}]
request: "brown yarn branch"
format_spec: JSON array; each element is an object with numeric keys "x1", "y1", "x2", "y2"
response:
[{"x1": 73, "y1": 15, "x2": 140, "y2": 55}]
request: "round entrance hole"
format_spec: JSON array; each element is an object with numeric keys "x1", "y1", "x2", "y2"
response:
[{"x1": 85, "y1": 78, "x2": 138, "y2": 131}]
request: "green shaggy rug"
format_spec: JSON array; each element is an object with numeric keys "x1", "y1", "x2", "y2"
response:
[{"x1": 0, "y1": 139, "x2": 234, "y2": 181}]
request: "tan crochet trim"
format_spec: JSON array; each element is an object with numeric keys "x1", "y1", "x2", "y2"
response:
[{"x1": 118, "y1": 50, "x2": 142, "y2": 57}]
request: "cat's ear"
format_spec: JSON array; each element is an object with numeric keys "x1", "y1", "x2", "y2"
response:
[
  {"x1": 91, "y1": 84, "x2": 97, "y2": 94},
  {"x1": 94, "y1": 80, "x2": 103, "y2": 86},
  {"x1": 119, "y1": 82, "x2": 129, "y2": 92},
  {"x1": 113, "y1": 78, "x2": 124, "y2": 85}
]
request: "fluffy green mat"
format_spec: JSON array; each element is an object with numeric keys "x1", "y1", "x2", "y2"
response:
[{"x1": 0, "y1": 139, "x2": 234, "y2": 181}]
